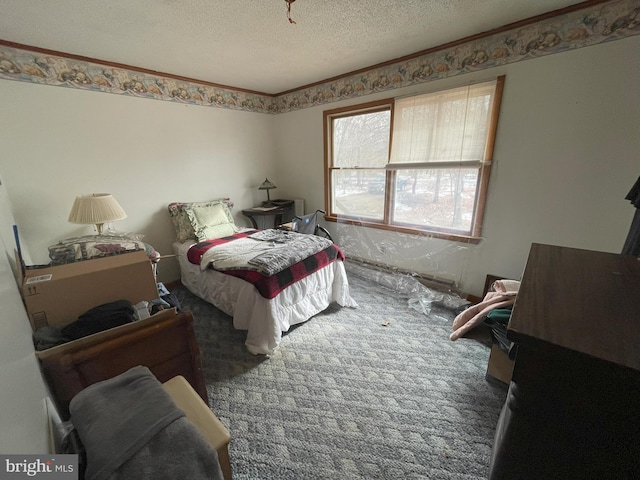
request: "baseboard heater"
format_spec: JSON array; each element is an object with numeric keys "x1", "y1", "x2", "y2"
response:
[{"x1": 345, "y1": 256, "x2": 461, "y2": 295}]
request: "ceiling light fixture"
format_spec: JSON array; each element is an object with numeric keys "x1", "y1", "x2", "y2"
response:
[{"x1": 285, "y1": 0, "x2": 296, "y2": 24}]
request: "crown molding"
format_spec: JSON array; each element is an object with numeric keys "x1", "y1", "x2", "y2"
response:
[{"x1": 0, "y1": 0, "x2": 637, "y2": 114}]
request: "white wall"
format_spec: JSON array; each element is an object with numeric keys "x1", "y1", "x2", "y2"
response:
[
  {"x1": 1, "y1": 36, "x2": 638, "y2": 297},
  {"x1": 0, "y1": 82, "x2": 277, "y2": 283},
  {"x1": 275, "y1": 36, "x2": 640, "y2": 295},
  {"x1": 0, "y1": 181, "x2": 49, "y2": 453}
]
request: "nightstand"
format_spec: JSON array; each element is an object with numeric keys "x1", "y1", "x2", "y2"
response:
[{"x1": 242, "y1": 200, "x2": 294, "y2": 229}]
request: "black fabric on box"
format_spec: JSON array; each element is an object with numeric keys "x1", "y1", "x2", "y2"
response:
[
  {"x1": 150, "y1": 293, "x2": 181, "y2": 315},
  {"x1": 484, "y1": 307, "x2": 512, "y2": 353},
  {"x1": 33, "y1": 326, "x2": 69, "y2": 350},
  {"x1": 161, "y1": 292, "x2": 181, "y2": 311},
  {"x1": 61, "y1": 300, "x2": 135, "y2": 340}
]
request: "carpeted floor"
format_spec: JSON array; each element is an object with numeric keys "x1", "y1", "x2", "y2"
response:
[{"x1": 173, "y1": 265, "x2": 507, "y2": 479}]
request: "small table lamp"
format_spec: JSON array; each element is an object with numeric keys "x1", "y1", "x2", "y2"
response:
[
  {"x1": 68, "y1": 193, "x2": 127, "y2": 234},
  {"x1": 258, "y1": 178, "x2": 277, "y2": 203}
]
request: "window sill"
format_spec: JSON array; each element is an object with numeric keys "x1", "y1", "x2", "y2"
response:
[{"x1": 325, "y1": 215, "x2": 482, "y2": 244}]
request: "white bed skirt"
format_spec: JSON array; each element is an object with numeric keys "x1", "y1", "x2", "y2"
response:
[{"x1": 174, "y1": 241, "x2": 358, "y2": 355}]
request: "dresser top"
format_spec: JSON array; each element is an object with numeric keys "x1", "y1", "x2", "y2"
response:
[{"x1": 508, "y1": 243, "x2": 640, "y2": 371}]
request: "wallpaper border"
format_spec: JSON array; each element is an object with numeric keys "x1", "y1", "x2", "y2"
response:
[{"x1": 0, "y1": 0, "x2": 638, "y2": 114}]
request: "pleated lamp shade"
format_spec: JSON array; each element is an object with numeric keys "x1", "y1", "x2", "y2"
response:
[{"x1": 68, "y1": 193, "x2": 127, "y2": 234}]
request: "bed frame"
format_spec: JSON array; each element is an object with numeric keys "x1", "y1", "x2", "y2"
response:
[
  {"x1": 174, "y1": 239, "x2": 357, "y2": 354},
  {"x1": 37, "y1": 308, "x2": 207, "y2": 419}
]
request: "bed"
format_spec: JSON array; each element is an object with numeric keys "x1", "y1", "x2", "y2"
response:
[{"x1": 169, "y1": 199, "x2": 357, "y2": 355}]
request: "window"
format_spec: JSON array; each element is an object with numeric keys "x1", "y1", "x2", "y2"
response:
[{"x1": 324, "y1": 76, "x2": 504, "y2": 242}]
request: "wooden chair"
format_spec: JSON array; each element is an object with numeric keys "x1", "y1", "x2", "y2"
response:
[{"x1": 163, "y1": 376, "x2": 232, "y2": 480}]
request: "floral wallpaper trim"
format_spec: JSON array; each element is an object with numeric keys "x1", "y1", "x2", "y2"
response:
[{"x1": 0, "y1": 0, "x2": 638, "y2": 115}]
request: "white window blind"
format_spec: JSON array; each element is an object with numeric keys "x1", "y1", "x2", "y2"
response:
[{"x1": 388, "y1": 80, "x2": 498, "y2": 169}]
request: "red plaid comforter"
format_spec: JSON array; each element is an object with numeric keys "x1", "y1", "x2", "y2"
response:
[{"x1": 187, "y1": 231, "x2": 345, "y2": 299}]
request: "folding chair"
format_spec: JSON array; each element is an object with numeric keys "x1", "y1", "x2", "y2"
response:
[{"x1": 291, "y1": 210, "x2": 332, "y2": 242}]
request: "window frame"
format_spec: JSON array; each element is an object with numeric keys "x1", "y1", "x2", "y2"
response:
[{"x1": 323, "y1": 76, "x2": 505, "y2": 244}]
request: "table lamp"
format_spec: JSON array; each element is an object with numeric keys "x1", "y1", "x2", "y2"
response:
[
  {"x1": 258, "y1": 178, "x2": 277, "y2": 203},
  {"x1": 68, "y1": 193, "x2": 127, "y2": 234}
]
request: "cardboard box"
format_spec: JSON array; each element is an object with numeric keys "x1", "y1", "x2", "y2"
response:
[
  {"x1": 486, "y1": 344, "x2": 515, "y2": 385},
  {"x1": 22, "y1": 251, "x2": 158, "y2": 330}
]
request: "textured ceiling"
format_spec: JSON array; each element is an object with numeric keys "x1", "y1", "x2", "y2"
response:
[{"x1": 0, "y1": 0, "x2": 585, "y2": 94}]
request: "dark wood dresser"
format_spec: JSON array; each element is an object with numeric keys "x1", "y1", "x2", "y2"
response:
[{"x1": 489, "y1": 243, "x2": 640, "y2": 479}]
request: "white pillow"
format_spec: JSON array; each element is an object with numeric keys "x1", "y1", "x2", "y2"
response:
[
  {"x1": 186, "y1": 203, "x2": 238, "y2": 241},
  {"x1": 167, "y1": 198, "x2": 234, "y2": 242}
]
